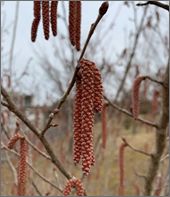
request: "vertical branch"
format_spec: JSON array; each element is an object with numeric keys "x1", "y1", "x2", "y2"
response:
[{"x1": 144, "y1": 63, "x2": 169, "y2": 195}]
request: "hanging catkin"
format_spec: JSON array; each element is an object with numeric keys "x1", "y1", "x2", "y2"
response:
[
  {"x1": 31, "y1": 0, "x2": 41, "y2": 42},
  {"x1": 50, "y1": 1, "x2": 58, "y2": 36},
  {"x1": 42, "y1": 1, "x2": 50, "y2": 40},
  {"x1": 7, "y1": 132, "x2": 28, "y2": 196},
  {"x1": 118, "y1": 141, "x2": 127, "y2": 196},
  {"x1": 75, "y1": 1, "x2": 81, "y2": 51},
  {"x1": 69, "y1": 1, "x2": 76, "y2": 46},
  {"x1": 7, "y1": 132, "x2": 21, "y2": 149},
  {"x1": 73, "y1": 59, "x2": 103, "y2": 175},
  {"x1": 18, "y1": 138, "x2": 28, "y2": 196},
  {"x1": 69, "y1": 1, "x2": 81, "y2": 51},
  {"x1": 132, "y1": 75, "x2": 146, "y2": 119},
  {"x1": 63, "y1": 177, "x2": 85, "y2": 196}
]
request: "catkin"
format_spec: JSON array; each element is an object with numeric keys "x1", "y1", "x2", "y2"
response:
[
  {"x1": 73, "y1": 59, "x2": 103, "y2": 175},
  {"x1": 18, "y1": 138, "x2": 28, "y2": 196},
  {"x1": 7, "y1": 132, "x2": 21, "y2": 149},
  {"x1": 118, "y1": 142, "x2": 127, "y2": 196},
  {"x1": 69, "y1": 1, "x2": 76, "y2": 46},
  {"x1": 63, "y1": 177, "x2": 85, "y2": 196},
  {"x1": 31, "y1": 0, "x2": 41, "y2": 42},
  {"x1": 75, "y1": 1, "x2": 81, "y2": 51},
  {"x1": 42, "y1": 1, "x2": 50, "y2": 40},
  {"x1": 50, "y1": 1, "x2": 58, "y2": 36},
  {"x1": 132, "y1": 76, "x2": 146, "y2": 119},
  {"x1": 80, "y1": 60, "x2": 94, "y2": 175}
]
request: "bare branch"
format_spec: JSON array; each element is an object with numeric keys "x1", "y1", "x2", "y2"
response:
[
  {"x1": 136, "y1": 1, "x2": 169, "y2": 11},
  {"x1": 121, "y1": 137, "x2": 152, "y2": 157},
  {"x1": 104, "y1": 95, "x2": 158, "y2": 128}
]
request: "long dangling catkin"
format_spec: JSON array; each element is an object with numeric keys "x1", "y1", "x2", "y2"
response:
[
  {"x1": 80, "y1": 60, "x2": 94, "y2": 175},
  {"x1": 18, "y1": 138, "x2": 28, "y2": 196},
  {"x1": 73, "y1": 59, "x2": 103, "y2": 175},
  {"x1": 102, "y1": 104, "x2": 107, "y2": 149},
  {"x1": 50, "y1": 1, "x2": 58, "y2": 36},
  {"x1": 69, "y1": 1, "x2": 76, "y2": 46},
  {"x1": 31, "y1": 0, "x2": 41, "y2": 42},
  {"x1": 73, "y1": 74, "x2": 82, "y2": 164},
  {"x1": 93, "y1": 65, "x2": 103, "y2": 112},
  {"x1": 75, "y1": 1, "x2": 81, "y2": 51},
  {"x1": 118, "y1": 141, "x2": 127, "y2": 196},
  {"x1": 63, "y1": 177, "x2": 85, "y2": 196},
  {"x1": 42, "y1": 1, "x2": 50, "y2": 40},
  {"x1": 132, "y1": 75, "x2": 146, "y2": 119}
]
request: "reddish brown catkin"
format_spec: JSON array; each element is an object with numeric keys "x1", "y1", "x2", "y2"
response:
[
  {"x1": 102, "y1": 104, "x2": 107, "y2": 149},
  {"x1": 42, "y1": 1, "x2": 50, "y2": 40},
  {"x1": 73, "y1": 74, "x2": 82, "y2": 164},
  {"x1": 154, "y1": 175, "x2": 162, "y2": 196},
  {"x1": 132, "y1": 75, "x2": 146, "y2": 119},
  {"x1": 118, "y1": 142, "x2": 127, "y2": 196},
  {"x1": 63, "y1": 178, "x2": 85, "y2": 196},
  {"x1": 69, "y1": 1, "x2": 77, "y2": 46},
  {"x1": 7, "y1": 132, "x2": 21, "y2": 149},
  {"x1": 18, "y1": 138, "x2": 28, "y2": 196},
  {"x1": 75, "y1": 1, "x2": 81, "y2": 51},
  {"x1": 152, "y1": 90, "x2": 159, "y2": 114},
  {"x1": 50, "y1": 1, "x2": 58, "y2": 36},
  {"x1": 31, "y1": 0, "x2": 41, "y2": 42},
  {"x1": 93, "y1": 65, "x2": 103, "y2": 112},
  {"x1": 80, "y1": 59, "x2": 95, "y2": 175}
]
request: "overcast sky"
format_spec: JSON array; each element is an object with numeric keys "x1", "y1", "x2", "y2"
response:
[{"x1": 1, "y1": 1, "x2": 169, "y2": 105}]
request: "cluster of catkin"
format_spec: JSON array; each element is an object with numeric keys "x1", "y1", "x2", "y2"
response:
[
  {"x1": 7, "y1": 132, "x2": 28, "y2": 196},
  {"x1": 31, "y1": 0, "x2": 81, "y2": 50},
  {"x1": 31, "y1": 0, "x2": 58, "y2": 41},
  {"x1": 73, "y1": 59, "x2": 103, "y2": 175},
  {"x1": 69, "y1": 1, "x2": 81, "y2": 51},
  {"x1": 63, "y1": 177, "x2": 85, "y2": 196}
]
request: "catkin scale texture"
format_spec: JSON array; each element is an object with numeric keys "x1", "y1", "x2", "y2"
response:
[
  {"x1": 50, "y1": 1, "x2": 58, "y2": 36},
  {"x1": 31, "y1": 1, "x2": 41, "y2": 42},
  {"x1": 42, "y1": 1, "x2": 50, "y2": 40},
  {"x1": 17, "y1": 138, "x2": 28, "y2": 196},
  {"x1": 75, "y1": 1, "x2": 81, "y2": 51},
  {"x1": 69, "y1": 1, "x2": 77, "y2": 46},
  {"x1": 73, "y1": 59, "x2": 103, "y2": 175},
  {"x1": 63, "y1": 178, "x2": 85, "y2": 196},
  {"x1": 7, "y1": 132, "x2": 21, "y2": 149}
]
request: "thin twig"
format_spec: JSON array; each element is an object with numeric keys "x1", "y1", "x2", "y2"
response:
[
  {"x1": 1, "y1": 85, "x2": 72, "y2": 180},
  {"x1": 104, "y1": 95, "x2": 158, "y2": 128},
  {"x1": 121, "y1": 137, "x2": 152, "y2": 157},
  {"x1": 145, "y1": 76, "x2": 164, "y2": 87},
  {"x1": 136, "y1": 1, "x2": 169, "y2": 11},
  {"x1": 31, "y1": 179, "x2": 43, "y2": 196}
]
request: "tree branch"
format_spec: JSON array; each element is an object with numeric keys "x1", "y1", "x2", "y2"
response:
[
  {"x1": 104, "y1": 95, "x2": 158, "y2": 128},
  {"x1": 144, "y1": 63, "x2": 169, "y2": 195},
  {"x1": 136, "y1": 1, "x2": 169, "y2": 11}
]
